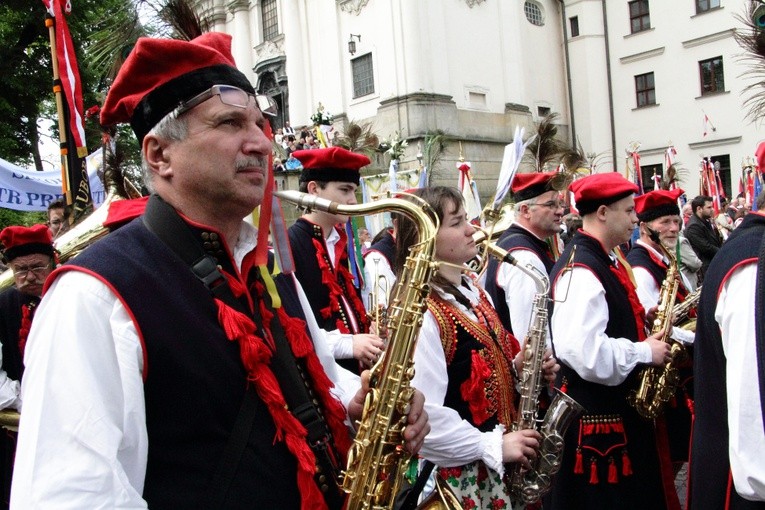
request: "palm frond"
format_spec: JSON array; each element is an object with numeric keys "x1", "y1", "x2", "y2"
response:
[
  {"x1": 661, "y1": 163, "x2": 687, "y2": 190},
  {"x1": 423, "y1": 130, "x2": 451, "y2": 176},
  {"x1": 88, "y1": 0, "x2": 209, "y2": 83},
  {"x1": 333, "y1": 120, "x2": 380, "y2": 157},
  {"x1": 734, "y1": 1, "x2": 765, "y2": 121},
  {"x1": 524, "y1": 113, "x2": 566, "y2": 172}
]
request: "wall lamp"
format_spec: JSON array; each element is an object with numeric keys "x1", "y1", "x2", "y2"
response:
[{"x1": 348, "y1": 34, "x2": 361, "y2": 56}]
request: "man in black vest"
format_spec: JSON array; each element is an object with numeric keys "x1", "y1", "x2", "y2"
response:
[
  {"x1": 0, "y1": 224, "x2": 54, "y2": 508},
  {"x1": 685, "y1": 194, "x2": 722, "y2": 281},
  {"x1": 484, "y1": 171, "x2": 563, "y2": 339},
  {"x1": 627, "y1": 188, "x2": 696, "y2": 475},
  {"x1": 289, "y1": 147, "x2": 384, "y2": 374},
  {"x1": 545, "y1": 172, "x2": 677, "y2": 510},
  {"x1": 689, "y1": 191, "x2": 765, "y2": 509},
  {"x1": 10, "y1": 33, "x2": 429, "y2": 509}
]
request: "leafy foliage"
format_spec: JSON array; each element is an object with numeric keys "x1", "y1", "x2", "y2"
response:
[{"x1": 0, "y1": 0, "x2": 135, "y2": 170}]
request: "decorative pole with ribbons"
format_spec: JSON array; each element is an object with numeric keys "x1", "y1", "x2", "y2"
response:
[{"x1": 42, "y1": 0, "x2": 91, "y2": 219}]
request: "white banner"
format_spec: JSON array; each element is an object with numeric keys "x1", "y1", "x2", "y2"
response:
[{"x1": 0, "y1": 150, "x2": 106, "y2": 212}]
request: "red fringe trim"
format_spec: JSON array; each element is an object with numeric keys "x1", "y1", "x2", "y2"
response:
[
  {"x1": 18, "y1": 304, "x2": 33, "y2": 357},
  {"x1": 609, "y1": 264, "x2": 647, "y2": 341},
  {"x1": 311, "y1": 236, "x2": 370, "y2": 334},
  {"x1": 460, "y1": 350, "x2": 492, "y2": 425}
]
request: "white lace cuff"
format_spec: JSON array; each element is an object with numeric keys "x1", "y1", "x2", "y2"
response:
[{"x1": 481, "y1": 423, "x2": 506, "y2": 476}]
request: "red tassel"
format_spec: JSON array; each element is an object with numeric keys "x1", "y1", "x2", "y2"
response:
[
  {"x1": 460, "y1": 350, "x2": 492, "y2": 425},
  {"x1": 608, "y1": 457, "x2": 618, "y2": 484},
  {"x1": 622, "y1": 450, "x2": 633, "y2": 476},
  {"x1": 560, "y1": 378, "x2": 568, "y2": 394},
  {"x1": 574, "y1": 447, "x2": 584, "y2": 474},
  {"x1": 588, "y1": 459, "x2": 599, "y2": 485}
]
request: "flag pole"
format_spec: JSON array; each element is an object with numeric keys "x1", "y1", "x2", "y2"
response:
[{"x1": 45, "y1": 13, "x2": 74, "y2": 205}]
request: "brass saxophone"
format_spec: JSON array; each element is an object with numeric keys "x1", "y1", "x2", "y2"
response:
[
  {"x1": 672, "y1": 286, "x2": 701, "y2": 332},
  {"x1": 629, "y1": 237, "x2": 687, "y2": 420},
  {"x1": 485, "y1": 244, "x2": 584, "y2": 504},
  {"x1": 274, "y1": 190, "x2": 441, "y2": 510}
]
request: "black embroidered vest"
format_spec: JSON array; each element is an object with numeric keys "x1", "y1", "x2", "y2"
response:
[
  {"x1": 690, "y1": 213, "x2": 765, "y2": 510},
  {"x1": 67, "y1": 219, "x2": 304, "y2": 509},
  {"x1": 484, "y1": 225, "x2": 555, "y2": 335}
]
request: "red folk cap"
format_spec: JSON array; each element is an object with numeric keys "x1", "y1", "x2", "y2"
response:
[
  {"x1": 294, "y1": 147, "x2": 370, "y2": 186},
  {"x1": 634, "y1": 188, "x2": 684, "y2": 222},
  {"x1": 0, "y1": 224, "x2": 54, "y2": 262},
  {"x1": 569, "y1": 173, "x2": 638, "y2": 215},
  {"x1": 100, "y1": 32, "x2": 254, "y2": 143},
  {"x1": 511, "y1": 171, "x2": 558, "y2": 202}
]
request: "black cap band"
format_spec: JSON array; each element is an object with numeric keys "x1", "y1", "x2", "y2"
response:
[
  {"x1": 3, "y1": 243, "x2": 54, "y2": 262},
  {"x1": 130, "y1": 64, "x2": 254, "y2": 143},
  {"x1": 513, "y1": 182, "x2": 554, "y2": 203},
  {"x1": 638, "y1": 203, "x2": 680, "y2": 223},
  {"x1": 299, "y1": 167, "x2": 361, "y2": 186}
]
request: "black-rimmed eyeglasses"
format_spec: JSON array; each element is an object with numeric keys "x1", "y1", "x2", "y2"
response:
[{"x1": 174, "y1": 85, "x2": 278, "y2": 118}]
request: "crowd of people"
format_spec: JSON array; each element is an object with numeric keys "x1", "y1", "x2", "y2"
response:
[{"x1": 0, "y1": 30, "x2": 762, "y2": 510}]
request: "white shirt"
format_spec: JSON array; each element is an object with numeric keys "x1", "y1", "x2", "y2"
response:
[
  {"x1": 631, "y1": 241, "x2": 695, "y2": 346},
  {"x1": 11, "y1": 222, "x2": 359, "y2": 508},
  {"x1": 551, "y1": 263, "x2": 653, "y2": 386},
  {"x1": 717, "y1": 264, "x2": 765, "y2": 501},
  {"x1": 0, "y1": 345, "x2": 21, "y2": 411},
  {"x1": 493, "y1": 224, "x2": 551, "y2": 342},
  {"x1": 411, "y1": 278, "x2": 505, "y2": 476}
]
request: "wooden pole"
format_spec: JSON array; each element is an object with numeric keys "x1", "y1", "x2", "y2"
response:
[{"x1": 45, "y1": 14, "x2": 73, "y2": 206}]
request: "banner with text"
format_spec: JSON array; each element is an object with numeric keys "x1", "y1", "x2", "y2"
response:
[{"x1": 0, "y1": 150, "x2": 106, "y2": 211}]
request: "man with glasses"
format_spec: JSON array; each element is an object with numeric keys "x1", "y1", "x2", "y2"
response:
[
  {"x1": 484, "y1": 171, "x2": 564, "y2": 340},
  {"x1": 0, "y1": 223, "x2": 55, "y2": 506},
  {"x1": 11, "y1": 33, "x2": 429, "y2": 509}
]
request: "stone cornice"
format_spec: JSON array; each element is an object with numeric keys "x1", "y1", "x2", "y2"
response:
[
  {"x1": 681, "y1": 28, "x2": 735, "y2": 49},
  {"x1": 620, "y1": 47, "x2": 665, "y2": 64},
  {"x1": 379, "y1": 92, "x2": 455, "y2": 107},
  {"x1": 688, "y1": 136, "x2": 742, "y2": 150}
]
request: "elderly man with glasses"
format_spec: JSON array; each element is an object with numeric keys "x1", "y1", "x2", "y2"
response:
[
  {"x1": 484, "y1": 171, "x2": 565, "y2": 340},
  {"x1": 9, "y1": 33, "x2": 429, "y2": 510},
  {"x1": 0, "y1": 223, "x2": 55, "y2": 505}
]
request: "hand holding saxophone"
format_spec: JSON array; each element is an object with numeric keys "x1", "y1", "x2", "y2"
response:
[
  {"x1": 644, "y1": 331, "x2": 672, "y2": 367},
  {"x1": 351, "y1": 333, "x2": 385, "y2": 368},
  {"x1": 503, "y1": 429, "x2": 542, "y2": 468},
  {"x1": 346, "y1": 371, "x2": 431, "y2": 456}
]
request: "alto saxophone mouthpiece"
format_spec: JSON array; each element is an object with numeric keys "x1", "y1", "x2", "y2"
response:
[{"x1": 274, "y1": 190, "x2": 338, "y2": 214}]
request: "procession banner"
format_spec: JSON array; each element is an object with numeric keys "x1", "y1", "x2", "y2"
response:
[
  {"x1": 359, "y1": 168, "x2": 422, "y2": 236},
  {"x1": 0, "y1": 150, "x2": 106, "y2": 212}
]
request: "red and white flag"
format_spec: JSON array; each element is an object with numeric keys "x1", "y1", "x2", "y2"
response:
[
  {"x1": 42, "y1": 0, "x2": 87, "y2": 158},
  {"x1": 702, "y1": 113, "x2": 715, "y2": 138}
]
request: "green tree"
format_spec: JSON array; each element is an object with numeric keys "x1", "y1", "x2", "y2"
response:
[{"x1": 0, "y1": 0, "x2": 134, "y2": 170}]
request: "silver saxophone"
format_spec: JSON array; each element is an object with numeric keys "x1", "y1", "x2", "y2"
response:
[{"x1": 485, "y1": 244, "x2": 585, "y2": 504}]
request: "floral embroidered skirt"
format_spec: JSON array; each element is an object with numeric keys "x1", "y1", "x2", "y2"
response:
[{"x1": 438, "y1": 460, "x2": 523, "y2": 510}]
